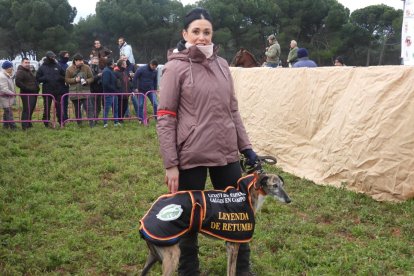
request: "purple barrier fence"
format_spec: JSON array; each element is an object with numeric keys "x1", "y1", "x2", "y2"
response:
[
  {"x1": 0, "y1": 93, "x2": 56, "y2": 128},
  {"x1": 143, "y1": 90, "x2": 158, "y2": 124},
  {"x1": 60, "y1": 92, "x2": 158, "y2": 127}
]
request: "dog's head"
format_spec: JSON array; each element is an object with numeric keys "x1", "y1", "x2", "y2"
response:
[{"x1": 256, "y1": 173, "x2": 291, "y2": 204}]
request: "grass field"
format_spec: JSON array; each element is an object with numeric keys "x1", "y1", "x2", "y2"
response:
[{"x1": 1, "y1": 121, "x2": 413, "y2": 275}]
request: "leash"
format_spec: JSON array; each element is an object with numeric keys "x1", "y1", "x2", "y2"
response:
[{"x1": 240, "y1": 155, "x2": 277, "y2": 174}]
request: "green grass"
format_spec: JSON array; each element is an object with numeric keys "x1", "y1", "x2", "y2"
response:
[{"x1": 1, "y1": 122, "x2": 413, "y2": 275}]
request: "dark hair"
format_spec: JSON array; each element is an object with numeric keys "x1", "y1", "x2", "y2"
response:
[
  {"x1": 116, "y1": 59, "x2": 125, "y2": 68},
  {"x1": 335, "y1": 56, "x2": 344, "y2": 65},
  {"x1": 59, "y1": 50, "x2": 69, "y2": 58},
  {"x1": 73, "y1": 53, "x2": 83, "y2": 61},
  {"x1": 149, "y1": 59, "x2": 158, "y2": 66},
  {"x1": 106, "y1": 59, "x2": 114, "y2": 67},
  {"x1": 183, "y1": 7, "x2": 212, "y2": 30},
  {"x1": 22, "y1": 57, "x2": 30, "y2": 62}
]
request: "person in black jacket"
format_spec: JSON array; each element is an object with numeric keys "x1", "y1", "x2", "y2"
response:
[
  {"x1": 57, "y1": 51, "x2": 70, "y2": 123},
  {"x1": 102, "y1": 59, "x2": 120, "y2": 127},
  {"x1": 15, "y1": 58, "x2": 40, "y2": 130},
  {"x1": 36, "y1": 51, "x2": 66, "y2": 127},
  {"x1": 132, "y1": 59, "x2": 158, "y2": 121},
  {"x1": 114, "y1": 58, "x2": 131, "y2": 123}
]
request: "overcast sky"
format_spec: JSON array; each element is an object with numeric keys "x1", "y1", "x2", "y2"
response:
[{"x1": 68, "y1": 0, "x2": 405, "y2": 23}]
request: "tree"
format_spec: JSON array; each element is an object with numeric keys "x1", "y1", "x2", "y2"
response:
[
  {"x1": 0, "y1": 0, "x2": 76, "y2": 58},
  {"x1": 349, "y1": 5, "x2": 402, "y2": 66},
  {"x1": 92, "y1": 0, "x2": 186, "y2": 63}
]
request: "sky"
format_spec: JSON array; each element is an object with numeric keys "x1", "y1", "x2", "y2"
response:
[{"x1": 68, "y1": 0, "x2": 405, "y2": 23}]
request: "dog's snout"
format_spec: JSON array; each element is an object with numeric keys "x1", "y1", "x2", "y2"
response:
[{"x1": 286, "y1": 198, "x2": 291, "y2": 204}]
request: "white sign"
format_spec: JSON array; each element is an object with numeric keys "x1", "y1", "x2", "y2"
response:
[{"x1": 402, "y1": 0, "x2": 414, "y2": 65}]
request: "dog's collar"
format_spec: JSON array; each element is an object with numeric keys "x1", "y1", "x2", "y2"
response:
[{"x1": 252, "y1": 172, "x2": 267, "y2": 196}]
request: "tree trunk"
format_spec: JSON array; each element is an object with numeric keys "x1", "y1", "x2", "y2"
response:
[
  {"x1": 378, "y1": 36, "x2": 388, "y2": 65},
  {"x1": 366, "y1": 47, "x2": 371, "y2": 66}
]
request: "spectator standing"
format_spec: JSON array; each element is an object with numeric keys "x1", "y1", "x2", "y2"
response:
[
  {"x1": 120, "y1": 54, "x2": 135, "y2": 74},
  {"x1": 287, "y1": 40, "x2": 299, "y2": 67},
  {"x1": 0, "y1": 61, "x2": 17, "y2": 129},
  {"x1": 102, "y1": 59, "x2": 120, "y2": 128},
  {"x1": 264, "y1": 34, "x2": 281, "y2": 68},
  {"x1": 293, "y1": 48, "x2": 318, "y2": 68},
  {"x1": 15, "y1": 58, "x2": 39, "y2": 130},
  {"x1": 90, "y1": 40, "x2": 112, "y2": 60},
  {"x1": 65, "y1": 53, "x2": 94, "y2": 126},
  {"x1": 57, "y1": 51, "x2": 70, "y2": 123},
  {"x1": 157, "y1": 8, "x2": 259, "y2": 276},
  {"x1": 118, "y1": 37, "x2": 135, "y2": 64},
  {"x1": 88, "y1": 56, "x2": 104, "y2": 124},
  {"x1": 114, "y1": 58, "x2": 131, "y2": 123},
  {"x1": 132, "y1": 59, "x2": 158, "y2": 122},
  {"x1": 36, "y1": 51, "x2": 66, "y2": 127}
]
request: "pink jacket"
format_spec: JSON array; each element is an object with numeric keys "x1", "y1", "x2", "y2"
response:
[{"x1": 157, "y1": 45, "x2": 252, "y2": 170}]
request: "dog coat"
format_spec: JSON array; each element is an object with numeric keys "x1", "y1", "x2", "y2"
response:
[{"x1": 139, "y1": 174, "x2": 258, "y2": 246}]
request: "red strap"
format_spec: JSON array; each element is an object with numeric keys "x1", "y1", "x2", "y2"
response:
[{"x1": 158, "y1": 110, "x2": 177, "y2": 117}]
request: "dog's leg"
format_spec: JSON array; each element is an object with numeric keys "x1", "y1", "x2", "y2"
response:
[
  {"x1": 226, "y1": 242, "x2": 240, "y2": 276},
  {"x1": 141, "y1": 242, "x2": 160, "y2": 276},
  {"x1": 160, "y1": 244, "x2": 180, "y2": 276}
]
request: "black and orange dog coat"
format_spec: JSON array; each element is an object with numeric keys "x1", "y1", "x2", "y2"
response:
[{"x1": 139, "y1": 174, "x2": 258, "y2": 246}]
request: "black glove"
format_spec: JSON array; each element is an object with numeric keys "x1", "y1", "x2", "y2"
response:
[{"x1": 241, "y1": 149, "x2": 258, "y2": 166}]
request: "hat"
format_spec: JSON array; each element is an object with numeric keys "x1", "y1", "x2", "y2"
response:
[
  {"x1": 73, "y1": 53, "x2": 83, "y2": 61},
  {"x1": 1, "y1": 60, "x2": 13, "y2": 70},
  {"x1": 184, "y1": 8, "x2": 212, "y2": 30},
  {"x1": 297, "y1": 48, "x2": 309, "y2": 58},
  {"x1": 268, "y1": 34, "x2": 276, "y2": 41},
  {"x1": 45, "y1": 51, "x2": 56, "y2": 58}
]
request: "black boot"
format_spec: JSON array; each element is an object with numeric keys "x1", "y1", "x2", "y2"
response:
[{"x1": 178, "y1": 233, "x2": 200, "y2": 276}]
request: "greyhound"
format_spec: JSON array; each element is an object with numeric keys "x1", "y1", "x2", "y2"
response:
[{"x1": 139, "y1": 157, "x2": 291, "y2": 276}]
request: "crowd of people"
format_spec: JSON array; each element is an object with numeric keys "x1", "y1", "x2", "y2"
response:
[
  {"x1": 0, "y1": 37, "x2": 159, "y2": 130},
  {"x1": 0, "y1": 28, "x2": 348, "y2": 132}
]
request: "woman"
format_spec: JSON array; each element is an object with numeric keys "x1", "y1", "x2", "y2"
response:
[{"x1": 156, "y1": 7, "x2": 258, "y2": 276}]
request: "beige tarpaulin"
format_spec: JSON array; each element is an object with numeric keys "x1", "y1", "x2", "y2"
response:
[{"x1": 231, "y1": 66, "x2": 414, "y2": 202}]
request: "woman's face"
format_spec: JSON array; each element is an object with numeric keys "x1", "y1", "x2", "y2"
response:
[{"x1": 182, "y1": 19, "x2": 213, "y2": 45}]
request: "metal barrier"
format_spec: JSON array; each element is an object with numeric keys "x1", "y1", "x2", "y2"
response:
[
  {"x1": 0, "y1": 92, "x2": 158, "y2": 128},
  {"x1": 60, "y1": 91, "x2": 158, "y2": 127},
  {"x1": 0, "y1": 93, "x2": 56, "y2": 128},
  {"x1": 143, "y1": 90, "x2": 158, "y2": 124}
]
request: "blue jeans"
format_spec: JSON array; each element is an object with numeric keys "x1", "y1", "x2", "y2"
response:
[
  {"x1": 2, "y1": 107, "x2": 16, "y2": 129},
  {"x1": 103, "y1": 95, "x2": 118, "y2": 124},
  {"x1": 131, "y1": 92, "x2": 158, "y2": 121}
]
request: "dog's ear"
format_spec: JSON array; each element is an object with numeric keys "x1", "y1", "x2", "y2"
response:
[
  {"x1": 278, "y1": 175, "x2": 284, "y2": 184},
  {"x1": 258, "y1": 175, "x2": 269, "y2": 187},
  {"x1": 253, "y1": 174, "x2": 267, "y2": 189}
]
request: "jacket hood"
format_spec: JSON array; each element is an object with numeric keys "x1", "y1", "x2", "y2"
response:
[
  {"x1": 167, "y1": 43, "x2": 220, "y2": 63},
  {"x1": 166, "y1": 43, "x2": 228, "y2": 87}
]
